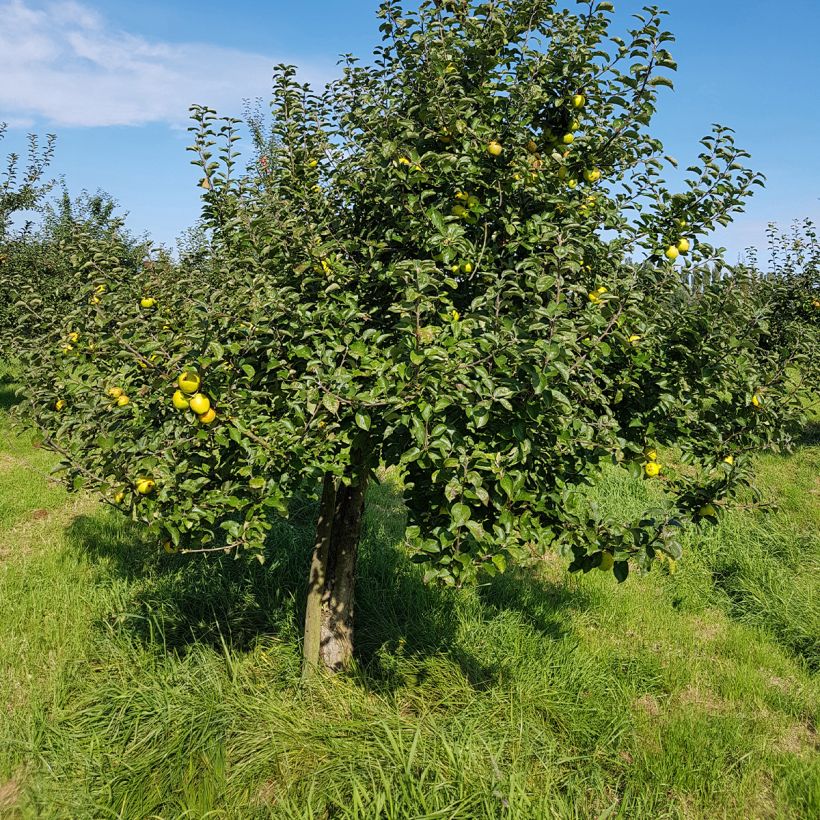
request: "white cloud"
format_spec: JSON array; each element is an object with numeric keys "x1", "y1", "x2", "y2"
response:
[{"x1": 0, "y1": 0, "x2": 333, "y2": 128}]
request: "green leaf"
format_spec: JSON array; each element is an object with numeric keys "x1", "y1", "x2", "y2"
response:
[{"x1": 451, "y1": 503, "x2": 471, "y2": 527}]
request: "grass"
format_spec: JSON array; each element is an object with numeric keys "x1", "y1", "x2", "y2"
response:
[{"x1": 0, "y1": 366, "x2": 818, "y2": 818}]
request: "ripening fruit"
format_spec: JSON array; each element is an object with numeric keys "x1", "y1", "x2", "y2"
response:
[
  {"x1": 584, "y1": 168, "x2": 601, "y2": 183},
  {"x1": 628, "y1": 334, "x2": 642, "y2": 344},
  {"x1": 452, "y1": 205, "x2": 468, "y2": 218},
  {"x1": 308, "y1": 159, "x2": 319, "y2": 168},
  {"x1": 724, "y1": 455, "x2": 734, "y2": 466},
  {"x1": 114, "y1": 490, "x2": 125, "y2": 504},
  {"x1": 487, "y1": 141, "x2": 503, "y2": 156},
  {"x1": 188, "y1": 393, "x2": 211, "y2": 415},
  {"x1": 107, "y1": 387, "x2": 123, "y2": 399},
  {"x1": 812, "y1": 299, "x2": 820, "y2": 309},
  {"x1": 172, "y1": 390, "x2": 190, "y2": 410},
  {"x1": 451, "y1": 309, "x2": 460, "y2": 322},
  {"x1": 140, "y1": 297, "x2": 156, "y2": 309},
  {"x1": 571, "y1": 94, "x2": 586, "y2": 109},
  {"x1": 677, "y1": 238, "x2": 691, "y2": 253},
  {"x1": 116, "y1": 395, "x2": 130, "y2": 407},
  {"x1": 665, "y1": 245, "x2": 680, "y2": 261},
  {"x1": 178, "y1": 371, "x2": 201, "y2": 394},
  {"x1": 61, "y1": 345, "x2": 74, "y2": 354},
  {"x1": 699, "y1": 504, "x2": 718, "y2": 518},
  {"x1": 567, "y1": 178, "x2": 578, "y2": 189},
  {"x1": 561, "y1": 133, "x2": 575, "y2": 145},
  {"x1": 598, "y1": 552, "x2": 614, "y2": 572},
  {"x1": 163, "y1": 541, "x2": 179, "y2": 554},
  {"x1": 644, "y1": 461, "x2": 662, "y2": 478},
  {"x1": 644, "y1": 447, "x2": 658, "y2": 462},
  {"x1": 454, "y1": 191, "x2": 470, "y2": 201},
  {"x1": 198, "y1": 408, "x2": 217, "y2": 425},
  {"x1": 525, "y1": 139, "x2": 538, "y2": 154},
  {"x1": 752, "y1": 393, "x2": 763, "y2": 408},
  {"x1": 398, "y1": 156, "x2": 412, "y2": 166},
  {"x1": 55, "y1": 399, "x2": 66, "y2": 412},
  {"x1": 135, "y1": 478, "x2": 156, "y2": 495},
  {"x1": 460, "y1": 261, "x2": 473, "y2": 274},
  {"x1": 569, "y1": 119, "x2": 581, "y2": 132},
  {"x1": 68, "y1": 332, "x2": 80, "y2": 343}
]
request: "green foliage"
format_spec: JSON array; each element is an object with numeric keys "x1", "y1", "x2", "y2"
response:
[
  {"x1": 0, "y1": 123, "x2": 146, "y2": 359},
  {"x1": 15, "y1": 1, "x2": 815, "y2": 594}
]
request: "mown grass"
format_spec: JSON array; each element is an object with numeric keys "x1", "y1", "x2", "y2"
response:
[{"x1": 0, "y1": 367, "x2": 818, "y2": 818}]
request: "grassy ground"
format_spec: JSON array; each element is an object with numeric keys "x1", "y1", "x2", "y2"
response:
[{"x1": 1, "y1": 367, "x2": 818, "y2": 819}]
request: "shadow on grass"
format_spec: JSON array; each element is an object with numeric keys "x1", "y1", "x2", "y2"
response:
[
  {"x1": 64, "y1": 478, "x2": 583, "y2": 692},
  {"x1": 0, "y1": 373, "x2": 20, "y2": 410},
  {"x1": 795, "y1": 420, "x2": 820, "y2": 447}
]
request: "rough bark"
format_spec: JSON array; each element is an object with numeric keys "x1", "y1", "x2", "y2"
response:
[
  {"x1": 318, "y1": 467, "x2": 369, "y2": 673},
  {"x1": 301, "y1": 472, "x2": 337, "y2": 681}
]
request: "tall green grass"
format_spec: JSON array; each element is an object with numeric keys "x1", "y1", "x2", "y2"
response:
[{"x1": 0, "y1": 372, "x2": 818, "y2": 818}]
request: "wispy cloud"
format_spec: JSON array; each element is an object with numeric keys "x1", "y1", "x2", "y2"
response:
[{"x1": 0, "y1": 0, "x2": 333, "y2": 128}]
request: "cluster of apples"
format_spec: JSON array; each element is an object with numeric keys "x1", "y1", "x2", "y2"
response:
[
  {"x1": 643, "y1": 446, "x2": 662, "y2": 478},
  {"x1": 172, "y1": 370, "x2": 216, "y2": 425}
]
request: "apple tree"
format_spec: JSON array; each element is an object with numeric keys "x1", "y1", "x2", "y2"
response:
[{"x1": 18, "y1": 0, "x2": 813, "y2": 675}]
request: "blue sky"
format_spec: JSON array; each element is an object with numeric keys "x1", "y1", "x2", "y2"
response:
[{"x1": 1, "y1": 0, "x2": 818, "y2": 261}]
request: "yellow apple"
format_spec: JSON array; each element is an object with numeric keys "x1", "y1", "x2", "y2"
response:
[
  {"x1": 188, "y1": 393, "x2": 211, "y2": 415},
  {"x1": 178, "y1": 371, "x2": 201, "y2": 394},
  {"x1": 598, "y1": 552, "x2": 614, "y2": 572},
  {"x1": 135, "y1": 478, "x2": 155, "y2": 495},
  {"x1": 665, "y1": 245, "x2": 680, "y2": 261},
  {"x1": 172, "y1": 390, "x2": 190, "y2": 410},
  {"x1": 487, "y1": 141, "x2": 503, "y2": 156},
  {"x1": 571, "y1": 94, "x2": 586, "y2": 109},
  {"x1": 198, "y1": 408, "x2": 217, "y2": 425}
]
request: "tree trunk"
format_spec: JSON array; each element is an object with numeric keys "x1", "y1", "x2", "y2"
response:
[
  {"x1": 301, "y1": 472, "x2": 337, "y2": 681},
  {"x1": 318, "y1": 468, "x2": 368, "y2": 672}
]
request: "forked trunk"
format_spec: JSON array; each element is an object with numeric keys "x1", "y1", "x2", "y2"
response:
[{"x1": 301, "y1": 458, "x2": 369, "y2": 678}]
